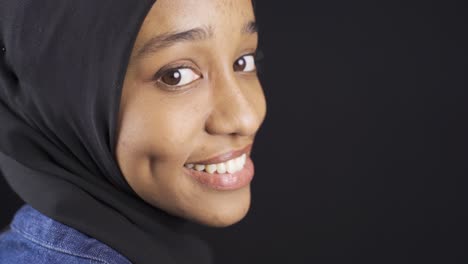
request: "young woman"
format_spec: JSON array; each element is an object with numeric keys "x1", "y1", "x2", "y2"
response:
[{"x1": 0, "y1": 0, "x2": 266, "y2": 263}]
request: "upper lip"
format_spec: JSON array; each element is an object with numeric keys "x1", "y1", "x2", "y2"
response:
[{"x1": 186, "y1": 144, "x2": 253, "y2": 165}]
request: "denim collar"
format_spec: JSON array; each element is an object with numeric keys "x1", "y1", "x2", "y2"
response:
[{"x1": 9, "y1": 204, "x2": 131, "y2": 264}]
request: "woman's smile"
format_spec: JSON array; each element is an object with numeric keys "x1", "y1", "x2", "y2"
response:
[{"x1": 183, "y1": 144, "x2": 254, "y2": 190}]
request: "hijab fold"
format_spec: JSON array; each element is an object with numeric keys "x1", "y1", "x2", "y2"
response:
[{"x1": 0, "y1": 1, "x2": 212, "y2": 263}]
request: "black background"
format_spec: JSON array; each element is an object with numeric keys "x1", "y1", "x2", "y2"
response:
[{"x1": 2, "y1": 1, "x2": 468, "y2": 263}]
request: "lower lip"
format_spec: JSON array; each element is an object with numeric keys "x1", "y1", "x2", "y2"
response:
[{"x1": 183, "y1": 156, "x2": 255, "y2": 191}]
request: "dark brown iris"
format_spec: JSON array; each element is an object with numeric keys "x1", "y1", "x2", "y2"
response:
[
  {"x1": 233, "y1": 57, "x2": 246, "y2": 71},
  {"x1": 161, "y1": 69, "x2": 182, "y2": 85}
]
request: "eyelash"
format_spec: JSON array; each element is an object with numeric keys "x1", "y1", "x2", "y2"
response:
[
  {"x1": 153, "y1": 48, "x2": 265, "y2": 89},
  {"x1": 152, "y1": 63, "x2": 197, "y2": 82}
]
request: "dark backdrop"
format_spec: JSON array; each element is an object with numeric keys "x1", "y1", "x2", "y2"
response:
[{"x1": 1, "y1": 1, "x2": 467, "y2": 263}]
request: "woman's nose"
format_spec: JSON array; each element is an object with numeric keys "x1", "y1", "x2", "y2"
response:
[{"x1": 205, "y1": 71, "x2": 264, "y2": 137}]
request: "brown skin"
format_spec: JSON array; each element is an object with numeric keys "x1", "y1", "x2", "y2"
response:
[{"x1": 115, "y1": 0, "x2": 266, "y2": 227}]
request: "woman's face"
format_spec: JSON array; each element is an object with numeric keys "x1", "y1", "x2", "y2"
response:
[{"x1": 115, "y1": 0, "x2": 266, "y2": 227}]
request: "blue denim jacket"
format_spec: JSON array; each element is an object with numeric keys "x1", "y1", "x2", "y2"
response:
[{"x1": 0, "y1": 204, "x2": 131, "y2": 264}]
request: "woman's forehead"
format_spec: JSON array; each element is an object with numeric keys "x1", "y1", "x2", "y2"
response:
[
  {"x1": 131, "y1": 0, "x2": 256, "y2": 58},
  {"x1": 141, "y1": 0, "x2": 255, "y2": 34}
]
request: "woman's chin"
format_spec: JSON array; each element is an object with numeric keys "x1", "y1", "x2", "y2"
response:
[
  {"x1": 187, "y1": 188, "x2": 252, "y2": 228},
  {"x1": 194, "y1": 206, "x2": 251, "y2": 228}
]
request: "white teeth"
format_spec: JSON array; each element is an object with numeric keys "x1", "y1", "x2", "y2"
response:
[
  {"x1": 216, "y1": 163, "x2": 226, "y2": 174},
  {"x1": 194, "y1": 164, "x2": 205, "y2": 171},
  {"x1": 235, "y1": 154, "x2": 246, "y2": 169},
  {"x1": 226, "y1": 159, "x2": 236, "y2": 174},
  {"x1": 185, "y1": 153, "x2": 248, "y2": 174},
  {"x1": 234, "y1": 157, "x2": 242, "y2": 169},
  {"x1": 205, "y1": 164, "x2": 217, "y2": 174}
]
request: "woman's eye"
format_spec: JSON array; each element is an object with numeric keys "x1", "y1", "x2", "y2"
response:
[
  {"x1": 158, "y1": 68, "x2": 201, "y2": 87},
  {"x1": 233, "y1": 54, "x2": 256, "y2": 72}
]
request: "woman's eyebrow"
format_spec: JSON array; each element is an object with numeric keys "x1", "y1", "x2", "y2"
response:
[
  {"x1": 135, "y1": 20, "x2": 257, "y2": 60},
  {"x1": 242, "y1": 20, "x2": 258, "y2": 35}
]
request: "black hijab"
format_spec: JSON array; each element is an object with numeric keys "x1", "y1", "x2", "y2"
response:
[{"x1": 0, "y1": 1, "x2": 213, "y2": 263}]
